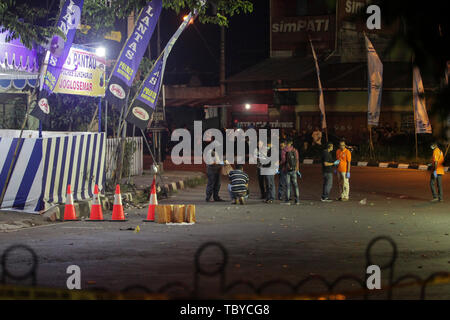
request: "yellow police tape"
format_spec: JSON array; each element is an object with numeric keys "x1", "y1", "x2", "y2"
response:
[
  {"x1": 1, "y1": 274, "x2": 449, "y2": 300},
  {"x1": 0, "y1": 285, "x2": 167, "y2": 300},
  {"x1": 233, "y1": 274, "x2": 450, "y2": 300}
]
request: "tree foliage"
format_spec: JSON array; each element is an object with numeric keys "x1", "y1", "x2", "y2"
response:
[
  {"x1": 0, "y1": 0, "x2": 62, "y2": 47},
  {"x1": 1, "y1": 0, "x2": 253, "y2": 48}
]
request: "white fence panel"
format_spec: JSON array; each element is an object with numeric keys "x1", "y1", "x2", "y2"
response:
[{"x1": 105, "y1": 137, "x2": 143, "y2": 179}]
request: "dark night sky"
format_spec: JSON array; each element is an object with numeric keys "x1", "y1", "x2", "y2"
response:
[
  {"x1": 152, "y1": 1, "x2": 270, "y2": 85},
  {"x1": 22, "y1": 0, "x2": 270, "y2": 86}
]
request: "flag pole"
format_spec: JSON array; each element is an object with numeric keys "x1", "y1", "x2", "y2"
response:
[
  {"x1": 412, "y1": 55, "x2": 418, "y2": 161},
  {"x1": 368, "y1": 124, "x2": 374, "y2": 158},
  {"x1": 444, "y1": 143, "x2": 449, "y2": 158},
  {"x1": 413, "y1": 89, "x2": 418, "y2": 160}
]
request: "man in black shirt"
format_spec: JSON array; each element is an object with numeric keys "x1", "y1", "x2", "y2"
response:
[{"x1": 321, "y1": 142, "x2": 340, "y2": 202}]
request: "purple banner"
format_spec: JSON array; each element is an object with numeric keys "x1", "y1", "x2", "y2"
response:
[
  {"x1": 42, "y1": 0, "x2": 84, "y2": 93},
  {"x1": 126, "y1": 12, "x2": 194, "y2": 129},
  {"x1": 105, "y1": 0, "x2": 162, "y2": 107}
]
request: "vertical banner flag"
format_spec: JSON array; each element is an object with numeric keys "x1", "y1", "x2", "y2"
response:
[
  {"x1": 31, "y1": 0, "x2": 84, "y2": 121},
  {"x1": 309, "y1": 38, "x2": 327, "y2": 129},
  {"x1": 365, "y1": 34, "x2": 383, "y2": 127},
  {"x1": 105, "y1": 0, "x2": 162, "y2": 108},
  {"x1": 413, "y1": 66, "x2": 432, "y2": 134},
  {"x1": 126, "y1": 12, "x2": 195, "y2": 129}
]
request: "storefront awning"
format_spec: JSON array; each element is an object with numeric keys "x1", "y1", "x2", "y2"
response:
[
  {"x1": 0, "y1": 29, "x2": 39, "y2": 92},
  {"x1": 0, "y1": 77, "x2": 37, "y2": 91},
  {"x1": 0, "y1": 30, "x2": 39, "y2": 73}
]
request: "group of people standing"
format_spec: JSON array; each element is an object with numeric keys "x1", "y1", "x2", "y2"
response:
[
  {"x1": 255, "y1": 139, "x2": 301, "y2": 205},
  {"x1": 205, "y1": 137, "x2": 445, "y2": 204},
  {"x1": 255, "y1": 138, "x2": 353, "y2": 204}
]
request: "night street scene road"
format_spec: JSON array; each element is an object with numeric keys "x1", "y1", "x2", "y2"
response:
[{"x1": 0, "y1": 0, "x2": 450, "y2": 312}]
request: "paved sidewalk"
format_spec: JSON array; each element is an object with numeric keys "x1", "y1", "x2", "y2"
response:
[
  {"x1": 0, "y1": 170, "x2": 206, "y2": 232},
  {"x1": 123, "y1": 170, "x2": 206, "y2": 193},
  {"x1": 0, "y1": 210, "x2": 52, "y2": 232}
]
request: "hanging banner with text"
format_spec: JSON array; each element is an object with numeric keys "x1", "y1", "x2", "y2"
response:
[
  {"x1": 365, "y1": 34, "x2": 383, "y2": 127},
  {"x1": 42, "y1": 0, "x2": 84, "y2": 93},
  {"x1": 105, "y1": 0, "x2": 162, "y2": 108},
  {"x1": 126, "y1": 12, "x2": 194, "y2": 129},
  {"x1": 51, "y1": 44, "x2": 106, "y2": 97},
  {"x1": 413, "y1": 66, "x2": 432, "y2": 134},
  {"x1": 310, "y1": 38, "x2": 327, "y2": 130}
]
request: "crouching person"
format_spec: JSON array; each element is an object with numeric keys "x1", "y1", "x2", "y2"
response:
[{"x1": 228, "y1": 164, "x2": 249, "y2": 205}]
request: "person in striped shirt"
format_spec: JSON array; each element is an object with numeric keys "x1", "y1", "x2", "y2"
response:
[{"x1": 228, "y1": 164, "x2": 249, "y2": 205}]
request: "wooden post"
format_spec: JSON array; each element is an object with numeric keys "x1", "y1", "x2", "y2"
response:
[
  {"x1": 368, "y1": 125, "x2": 375, "y2": 159},
  {"x1": 444, "y1": 143, "x2": 450, "y2": 158},
  {"x1": 412, "y1": 55, "x2": 418, "y2": 161}
]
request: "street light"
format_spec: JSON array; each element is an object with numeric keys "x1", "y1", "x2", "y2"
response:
[
  {"x1": 96, "y1": 47, "x2": 106, "y2": 57},
  {"x1": 245, "y1": 103, "x2": 251, "y2": 110},
  {"x1": 183, "y1": 15, "x2": 194, "y2": 24}
]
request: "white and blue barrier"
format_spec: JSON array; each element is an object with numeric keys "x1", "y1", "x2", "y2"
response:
[{"x1": 0, "y1": 131, "x2": 105, "y2": 213}]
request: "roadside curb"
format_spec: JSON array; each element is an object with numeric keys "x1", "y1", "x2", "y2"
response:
[
  {"x1": 301, "y1": 159, "x2": 449, "y2": 172},
  {"x1": 156, "y1": 173, "x2": 206, "y2": 194}
]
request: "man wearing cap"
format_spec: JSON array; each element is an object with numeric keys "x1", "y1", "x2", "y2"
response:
[
  {"x1": 336, "y1": 140, "x2": 351, "y2": 201},
  {"x1": 430, "y1": 143, "x2": 445, "y2": 202}
]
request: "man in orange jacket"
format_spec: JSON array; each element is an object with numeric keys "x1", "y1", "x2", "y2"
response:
[
  {"x1": 430, "y1": 142, "x2": 445, "y2": 202},
  {"x1": 336, "y1": 140, "x2": 351, "y2": 201}
]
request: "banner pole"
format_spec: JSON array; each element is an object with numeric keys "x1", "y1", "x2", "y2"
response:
[
  {"x1": 415, "y1": 130, "x2": 418, "y2": 160},
  {"x1": 368, "y1": 124, "x2": 374, "y2": 158},
  {"x1": 444, "y1": 143, "x2": 450, "y2": 158},
  {"x1": 39, "y1": 120, "x2": 43, "y2": 138},
  {"x1": 412, "y1": 55, "x2": 418, "y2": 161},
  {"x1": 140, "y1": 127, "x2": 165, "y2": 191},
  {"x1": 98, "y1": 97, "x2": 102, "y2": 133},
  {"x1": 105, "y1": 100, "x2": 108, "y2": 135}
]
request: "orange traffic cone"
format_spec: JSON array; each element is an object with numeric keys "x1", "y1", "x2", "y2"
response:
[
  {"x1": 111, "y1": 184, "x2": 127, "y2": 221},
  {"x1": 144, "y1": 176, "x2": 158, "y2": 222},
  {"x1": 87, "y1": 185, "x2": 104, "y2": 221},
  {"x1": 63, "y1": 184, "x2": 79, "y2": 221}
]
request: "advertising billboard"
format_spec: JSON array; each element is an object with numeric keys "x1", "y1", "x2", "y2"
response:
[
  {"x1": 53, "y1": 44, "x2": 106, "y2": 97},
  {"x1": 270, "y1": 0, "x2": 336, "y2": 57}
]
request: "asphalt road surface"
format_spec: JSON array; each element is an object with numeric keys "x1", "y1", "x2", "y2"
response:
[{"x1": 1, "y1": 165, "x2": 449, "y2": 299}]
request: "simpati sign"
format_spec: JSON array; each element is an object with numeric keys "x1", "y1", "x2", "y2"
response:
[
  {"x1": 270, "y1": 0, "x2": 335, "y2": 57},
  {"x1": 271, "y1": 15, "x2": 335, "y2": 56}
]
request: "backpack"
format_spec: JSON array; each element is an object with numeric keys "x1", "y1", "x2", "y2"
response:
[{"x1": 286, "y1": 150, "x2": 297, "y2": 171}]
